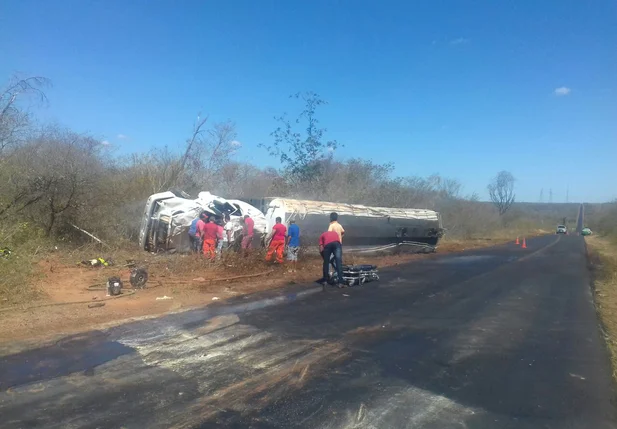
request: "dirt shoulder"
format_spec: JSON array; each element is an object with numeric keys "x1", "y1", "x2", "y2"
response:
[
  {"x1": 0, "y1": 237, "x2": 511, "y2": 347},
  {"x1": 586, "y1": 235, "x2": 617, "y2": 381}
]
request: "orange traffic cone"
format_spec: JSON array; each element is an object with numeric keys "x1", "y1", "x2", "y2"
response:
[
  {"x1": 515, "y1": 237, "x2": 520, "y2": 245},
  {"x1": 522, "y1": 238, "x2": 527, "y2": 249}
]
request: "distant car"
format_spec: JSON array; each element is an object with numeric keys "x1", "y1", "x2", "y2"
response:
[
  {"x1": 556, "y1": 225, "x2": 567, "y2": 234},
  {"x1": 581, "y1": 227, "x2": 592, "y2": 236}
]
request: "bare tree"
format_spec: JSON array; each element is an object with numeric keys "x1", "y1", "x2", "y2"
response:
[
  {"x1": 127, "y1": 114, "x2": 213, "y2": 195},
  {"x1": 197, "y1": 120, "x2": 240, "y2": 172},
  {"x1": 124, "y1": 118, "x2": 241, "y2": 195},
  {"x1": 214, "y1": 162, "x2": 278, "y2": 198},
  {"x1": 488, "y1": 171, "x2": 516, "y2": 216},
  {"x1": 183, "y1": 120, "x2": 241, "y2": 192},
  {"x1": 134, "y1": 148, "x2": 183, "y2": 194},
  {"x1": 180, "y1": 114, "x2": 208, "y2": 173},
  {"x1": 0, "y1": 76, "x2": 51, "y2": 155}
]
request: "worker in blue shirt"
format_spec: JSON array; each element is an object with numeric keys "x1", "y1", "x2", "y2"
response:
[
  {"x1": 188, "y1": 214, "x2": 202, "y2": 253},
  {"x1": 286, "y1": 220, "x2": 300, "y2": 269}
]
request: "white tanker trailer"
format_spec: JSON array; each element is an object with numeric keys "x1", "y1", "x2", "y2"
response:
[{"x1": 243, "y1": 197, "x2": 444, "y2": 253}]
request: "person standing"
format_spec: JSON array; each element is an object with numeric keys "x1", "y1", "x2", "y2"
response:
[
  {"x1": 318, "y1": 229, "x2": 345, "y2": 287},
  {"x1": 188, "y1": 215, "x2": 201, "y2": 253},
  {"x1": 222, "y1": 214, "x2": 233, "y2": 247},
  {"x1": 216, "y1": 216, "x2": 226, "y2": 258},
  {"x1": 328, "y1": 211, "x2": 345, "y2": 269},
  {"x1": 286, "y1": 220, "x2": 300, "y2": 269},
  {"x1": 241, "y1": 215, "x2": 255, "y2": 251},
  {"x1": 328, "y1": 212, "x2": 345, "y2": 243},
  {"x1": 266, "y1": 217, "x2": 286, "y2": 264},
  {"x1": 225, "y1": 215, "x2": 242, "y2": 251},
  {"x1": 194, "y1": 212, "x2": 209, "y2": 253},
  {"x1": 200, "y1": 217, "x2": 219, "y2": 260}
]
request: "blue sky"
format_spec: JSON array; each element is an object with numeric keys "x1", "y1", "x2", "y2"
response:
[{"x1": 1, "y1": 0, "x2": 616, "y2": 202}]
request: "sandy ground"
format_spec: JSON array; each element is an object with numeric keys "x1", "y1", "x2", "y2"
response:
[
  {"x1": 585, "y1": 235, "x2": 617, "y2": 380},
  {"x1": 0, "y1": 239, "x2": 507, "y2": 346}
]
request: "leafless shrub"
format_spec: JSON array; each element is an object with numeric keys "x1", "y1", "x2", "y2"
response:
[
  {"x1": 588, "y1": 202, "x2": 617, "y2": 240},
  {"x1": 213, "y1": 163, "x2": 279, "y2": 198},
  {"x1": 488, "y1": 170, "x2": 516, "y2": 216},
  {"x1": 0, "y1": 75, "x2": 51, "y2": 155},
  {"x1": 0, "y1": 126, "x2": 106, "y2": 235}
]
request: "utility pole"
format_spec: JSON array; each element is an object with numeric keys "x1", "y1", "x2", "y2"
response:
[
  {"x1": 549, "y1": 188, "x2": 553, "y2": 203},
  {"x1": 539, "y1": 188, "x2": 544, "y2": 203},
  {"x1": 566, "y1": 185, "x2": 569, "y2": 203}
]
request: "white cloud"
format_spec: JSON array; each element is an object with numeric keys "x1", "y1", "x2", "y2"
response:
[
  {"x1": 230, "y1": 140, "x2": 242, "y2": 147},
  {"x1": 117, "y1": 134, "x2": 129, "y2": 139},
  {"x1": 450, "y1": 38, "x2": 470, "y2": 45},
  {"x1": 554, "y1": 86, "x2": 571, "y2": 96},
  {"x1": 101, "y1": 140, "x2": 110, "y2": 146}
]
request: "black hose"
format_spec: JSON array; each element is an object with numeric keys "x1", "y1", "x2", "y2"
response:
[
  {"x1": 85, "y1": 282, "x2": 161, "y2": 292},
  {"x1": 0, "y1": 290, "x2": 137, "y2": 313}
]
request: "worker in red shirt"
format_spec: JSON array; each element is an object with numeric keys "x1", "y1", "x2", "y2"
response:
[
  {"x1": 200, "y1": 217, "x2": 219, "y2": 260},
  {"x1": 265, "y1": 217, "x2": 286, "y2": 264},
  {"x1": 318, "y1": 229, "x2": 345, "y2": 287},
  {"x1": 194, "y1": 212, "x2": 209, "y2": 254},
  {"x1": 241, "y1": 215, "x2": 255, "y2": 251},
  {"x1": 190, "y1": 212, "x2": 207, "y2": 253}
]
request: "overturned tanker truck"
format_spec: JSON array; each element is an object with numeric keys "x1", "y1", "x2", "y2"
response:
[
  {"x1": 244, "y1": 198, "x2": 444, "y2": 254},
  {"x1": 139, "y1": 191, "x2": 444, "y2": 254},
  {"x1": 139, "y1": 191, "x2": 266, "y2": 253}
]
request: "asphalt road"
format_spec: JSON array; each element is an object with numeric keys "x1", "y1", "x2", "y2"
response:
[
  {"x1": 1, "y1": 235, "x2": 615, "y2": 428},
  {"x1": 577, "y1": 204, "x2": 585, "y2": 233}
]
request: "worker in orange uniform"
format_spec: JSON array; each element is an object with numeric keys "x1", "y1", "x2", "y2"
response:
[
  {"x1": 200, "y1": 216, "x2": 219, "y2": 260},
  {"x1": 265, "y1": 217, "x2": 287, "y2": 264}
]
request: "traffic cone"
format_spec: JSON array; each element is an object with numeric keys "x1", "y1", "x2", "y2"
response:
[
  {"x1": 515, "y1": 237, "x2": 520, "y2": 245},
  {"x1": 522, "y1": 238, "x2": 527, "y2": 249}
]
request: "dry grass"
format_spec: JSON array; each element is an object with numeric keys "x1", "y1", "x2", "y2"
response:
[
  {"x1": 439, "y1": 227, "x2": 549, "y2": 251},
  {"x1": 472, "y1": 227, "x2": 550, "y2": 241},
  {"x1": 0, "y1": 256, "x2": 42, "y2": 306},
  {"x1": 586, "y1": 235, "x2": 617, "y2": 380},
  {"x1": 0, "y1": 240, "x2": 49, "y2": 306}
]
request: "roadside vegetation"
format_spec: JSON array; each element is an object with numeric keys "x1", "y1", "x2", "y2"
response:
[
  {"x1": 0, "y1": 75, "x2": 579, "y2": 309},
  {"x1": 585, "y1": 202, "x2": 617, "y2": 379}
]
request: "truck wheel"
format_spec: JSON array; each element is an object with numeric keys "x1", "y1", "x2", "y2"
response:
[{"x1": 130, "y1": 268, "x2": 149, "y2": 289}]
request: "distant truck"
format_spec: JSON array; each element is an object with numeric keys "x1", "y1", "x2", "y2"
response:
[{"x1": 556, "y1": 225, "x2": 568, "y2": 235}]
